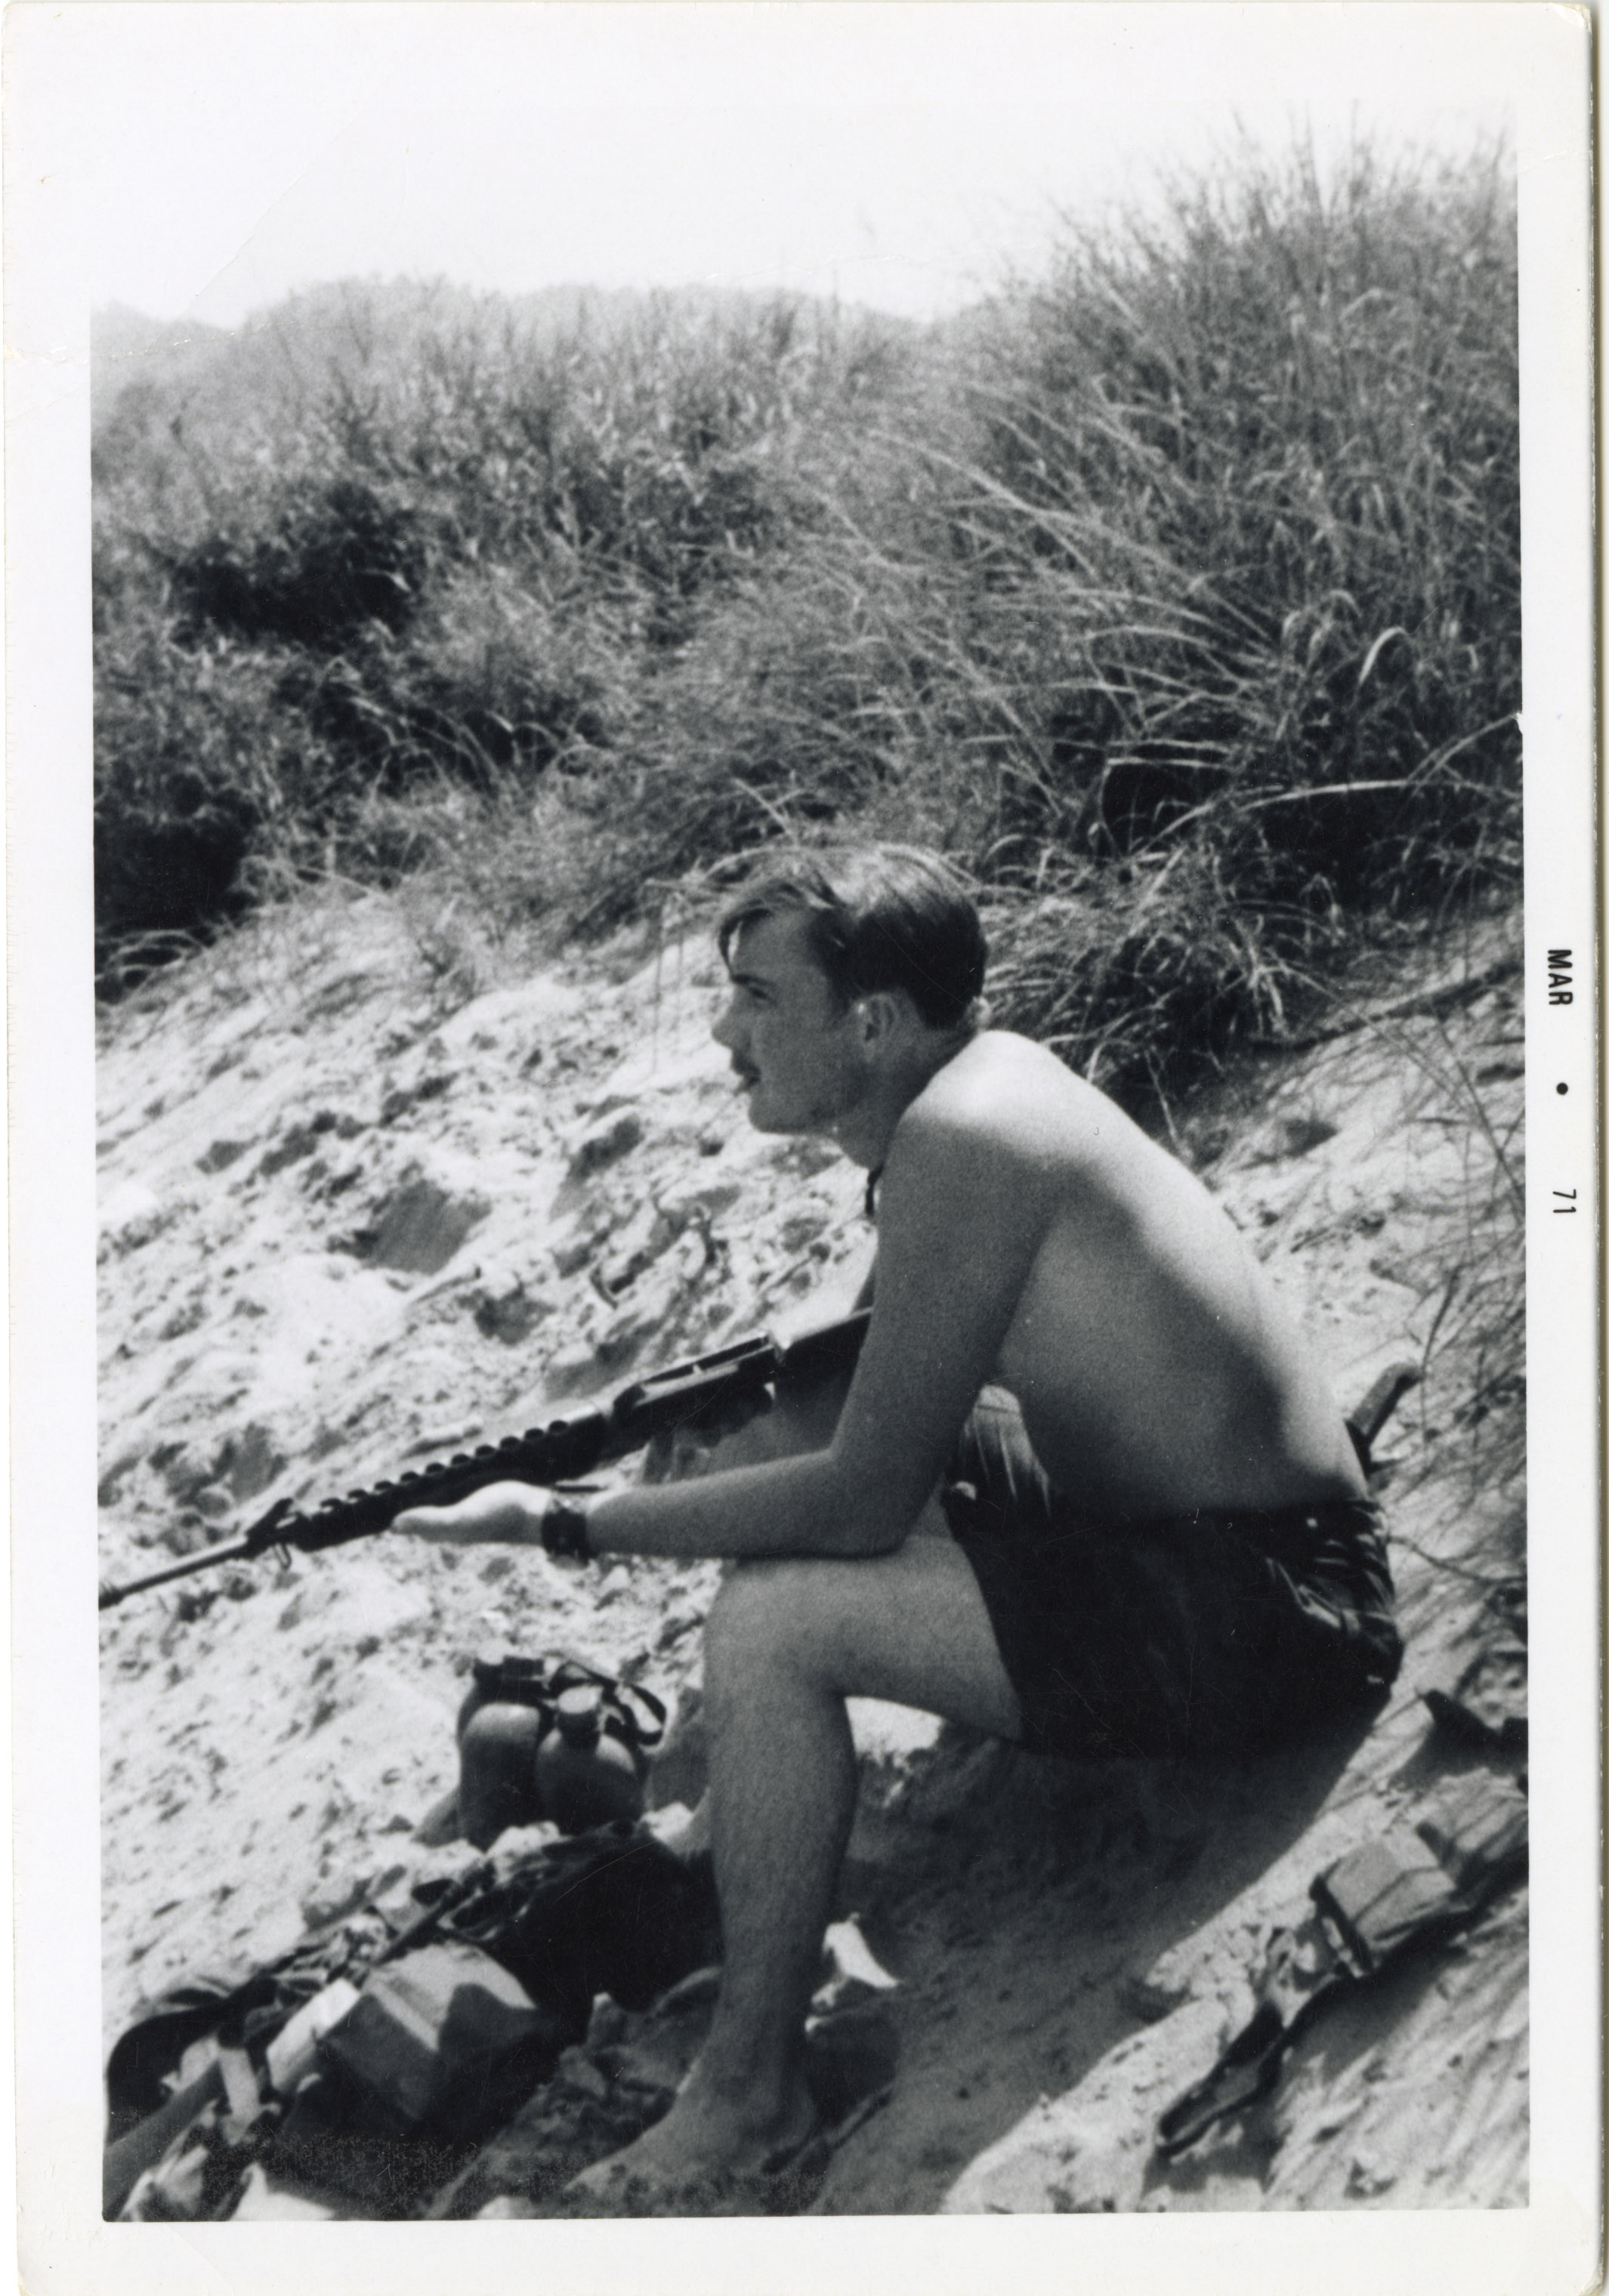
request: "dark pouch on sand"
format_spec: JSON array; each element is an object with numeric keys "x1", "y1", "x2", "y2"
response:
[
  {"x1": 443, "y1": 1822, "x2": 717, "y2": 2028},
  {"x1": 320, "y1": 1940, "x2": 570, "y2": 2141},
  {"x1": 1313, "y1": 1772, "x2": 1529, "y2": 1971},
  {"x1": 1155, "y1": 1771, "x2": 1528, "y2": 2160}
]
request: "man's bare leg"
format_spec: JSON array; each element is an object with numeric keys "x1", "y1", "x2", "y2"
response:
[{"x1": 575, "y1": 1511, "x2": 1023, "y2": 2188}]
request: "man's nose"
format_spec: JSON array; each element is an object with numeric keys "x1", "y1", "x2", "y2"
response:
[{"x1": 712, "y1": 998, "x2": 740, "y2": 1051}]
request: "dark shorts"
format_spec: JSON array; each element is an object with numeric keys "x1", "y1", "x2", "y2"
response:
[{"x1": 941, "y1": 1388, "x2": 1404, "y2": 1763}]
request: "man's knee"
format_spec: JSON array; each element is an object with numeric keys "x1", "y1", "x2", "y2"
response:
[
  {"x1": 705, "y1": 1557, "x2": 847, "y2": 1682},
  {"x1": 705, "y1": 1538, "x2": 1022, "y2": 1737}
]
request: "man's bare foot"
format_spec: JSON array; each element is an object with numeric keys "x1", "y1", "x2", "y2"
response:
[{"x1": 557, "y1": 2070, "x2": 823, "y2": 2217}]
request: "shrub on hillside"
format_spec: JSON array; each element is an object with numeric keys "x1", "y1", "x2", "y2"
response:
[
  {"x1": 956, "y1": 141, "x2": 1519, "y2": 1092},
  {"x1": 94, "y1": 285, "x2": 911, "y2": 964},
  {"x1": 163, "y1": 476, "x2": 427, "y2": 652},
  {"x1": 93, "y1": 594, "x2": 360, "y2": 967},
  {"x1": 962, "y1": 140, "x2": 1518, "y2": 887}
]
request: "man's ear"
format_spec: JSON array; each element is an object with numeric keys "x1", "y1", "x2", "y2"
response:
[{"x1": 854, "y1": 989, "x2": 908, "y2": 1049}]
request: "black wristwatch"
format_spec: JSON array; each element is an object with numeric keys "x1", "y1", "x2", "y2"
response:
[{"x1": 539, "y1": 1492, "x2": 594, "y2": 1561}]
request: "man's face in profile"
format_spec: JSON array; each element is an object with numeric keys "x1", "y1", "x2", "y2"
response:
[{"x1": 713, "y1": 910, "x2": 868, "y2": 1137}]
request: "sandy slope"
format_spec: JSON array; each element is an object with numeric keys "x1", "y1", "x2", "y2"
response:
[{"x1": 97, "y1": 890, "x2": 1527, "y2": 2214}]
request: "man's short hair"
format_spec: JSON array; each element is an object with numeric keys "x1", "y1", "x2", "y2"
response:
[{"x1": 717, "y1": 844, "x2": 987, "y2": 1031}]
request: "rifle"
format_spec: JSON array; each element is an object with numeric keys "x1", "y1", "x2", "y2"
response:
[{"x1": 98, "y1": 1309, "x2": 872, "y2": 1612}]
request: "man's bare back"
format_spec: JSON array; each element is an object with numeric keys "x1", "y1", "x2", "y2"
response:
[{"x1": 898, "y1": 1029, "x2": 1365, "y2": 1519}]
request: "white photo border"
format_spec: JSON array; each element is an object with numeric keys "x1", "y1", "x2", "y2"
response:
[{"x1": 6, "y1": 7, "x2": 1598, "y2": 2291}]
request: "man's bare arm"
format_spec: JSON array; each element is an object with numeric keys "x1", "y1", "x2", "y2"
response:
[
  {"x1": 576, "y1": 1098, "x2": 1048, "y2": 1558},
  {"x1": 400, "y1": 1095, "x2": 1053, "y2": 1562}
]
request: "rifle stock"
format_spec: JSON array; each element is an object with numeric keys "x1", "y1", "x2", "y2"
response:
[{"x1": 98, "y1": 1309, "x2": 870, "y2": 1612}]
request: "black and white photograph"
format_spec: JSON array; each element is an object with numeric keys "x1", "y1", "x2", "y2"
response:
[{"x1": 7, "y1": 5, "x2": 1599, "y2": 2288}]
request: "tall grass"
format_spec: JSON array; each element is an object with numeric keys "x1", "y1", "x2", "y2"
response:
[
  {"x1": 94, "y1": 281, "x2": 907, "y2": 967},
  {"x1": 95, "y1": 136, "x2": 1518, "y2": 1112}
]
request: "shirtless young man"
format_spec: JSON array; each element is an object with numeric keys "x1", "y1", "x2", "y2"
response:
[{"x1": 395, "y1": 844, "x2": 1401, "y2": 2205}]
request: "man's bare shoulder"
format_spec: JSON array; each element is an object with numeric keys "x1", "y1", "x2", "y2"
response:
[{"x1": 900, "y1": 1029, "x2": 1120, "y2": 1163}]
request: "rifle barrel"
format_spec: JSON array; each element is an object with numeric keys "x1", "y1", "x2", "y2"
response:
[{"x1": 99, "y1": 1535, "x2": 260, "y2": 1611}]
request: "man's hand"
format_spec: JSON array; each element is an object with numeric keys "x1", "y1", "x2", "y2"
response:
[{"x1": 392, "y1": 1481, "x2": 552, "y2": 1548}]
